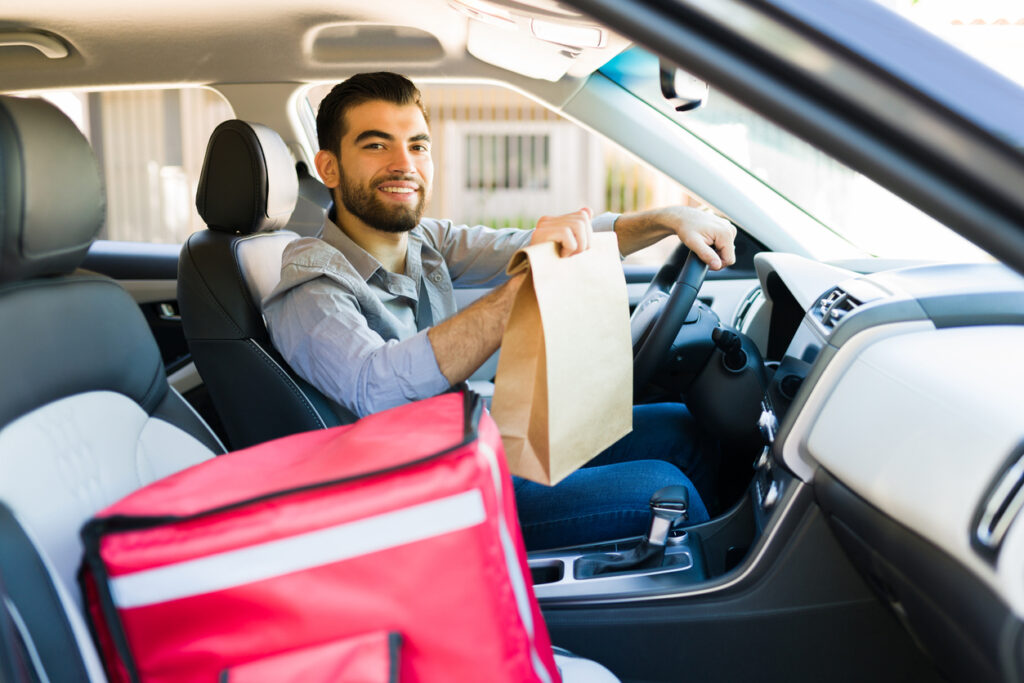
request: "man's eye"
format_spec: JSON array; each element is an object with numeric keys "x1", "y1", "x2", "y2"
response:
[
  {"x1": 364, "y1": 143, "x2": 385, "y2": 150},
  {"x1": 412, "y1": 144, "x2": 430, "y2": 152}
]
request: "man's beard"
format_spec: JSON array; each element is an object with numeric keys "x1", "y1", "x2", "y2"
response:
[{"x1": 338, "y1": 169, "x2": 425, "y2": 233}]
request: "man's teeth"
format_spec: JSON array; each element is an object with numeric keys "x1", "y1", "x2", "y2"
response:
[{"x1": 381, "y1": 187, "x2": 415, "y2": 193}]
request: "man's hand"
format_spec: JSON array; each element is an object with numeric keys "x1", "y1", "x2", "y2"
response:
[
  {"x1": 531, "y1": 207, "x2": 594, "y2": 257},
  {"x1": 615, "y1": 206, "x2": 737, "y2": 270},
  {"x1": 661, "y1": 206, "x2": 737, "y2": 270}
]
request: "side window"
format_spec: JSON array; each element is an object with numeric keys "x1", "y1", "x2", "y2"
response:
[
  {"x1": 305, "y1": 82, "x2": 703, "y2": 265},
  {"x1": 28, "y1": 88, "x2": 233, "y2": 244}
]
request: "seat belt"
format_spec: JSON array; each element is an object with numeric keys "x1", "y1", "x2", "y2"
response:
[
  {"x1": 416, "y1": 276, "x2": 434, "y2": 330},
  {"x1": 417, "y1": 276, "x2": 468, "y2": 395}
]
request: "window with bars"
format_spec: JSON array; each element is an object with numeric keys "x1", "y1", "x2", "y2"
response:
[{"x1": 464, "y1": 133, "x2": 550, "y2": 191}]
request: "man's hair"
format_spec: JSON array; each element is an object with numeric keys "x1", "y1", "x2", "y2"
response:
[{"x1": 316, "y1": 72, "x2": 430, "y2": 154}]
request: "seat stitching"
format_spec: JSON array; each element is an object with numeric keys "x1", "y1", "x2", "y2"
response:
[
  {"x1": 181, "y1": 236, "x2": 245, "y2": 337},
  {"x1": 0, "y1": 273, "x2": 119, "y2": 297},
  {"x1": 245, "y1": 339, "x2": 327, "y2": 429}
]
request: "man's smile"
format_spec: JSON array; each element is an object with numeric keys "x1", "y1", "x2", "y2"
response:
[{"x1": 376, "y1": 180, "x2": 420, "y2": 201}]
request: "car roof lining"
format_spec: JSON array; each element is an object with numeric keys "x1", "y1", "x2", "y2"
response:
[{"x1": 0, "y1": 0, "x2": 626, "y2": 93}]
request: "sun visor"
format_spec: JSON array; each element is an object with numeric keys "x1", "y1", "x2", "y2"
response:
[{"x1": 466, "y1": 20, "x2": 576, "y2": 81}]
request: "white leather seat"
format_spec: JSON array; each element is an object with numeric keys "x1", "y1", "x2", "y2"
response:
[
  {"x1": 0, "y1": 95, "x2": 224, "y2": 681},
  {"x1": 554, "y1": 647, "x2": 620, "y2": 682}
]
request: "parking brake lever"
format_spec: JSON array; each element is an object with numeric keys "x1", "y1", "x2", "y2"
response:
[{"x1": 574, "y1": 485, "x2": 689, "y2": 579}]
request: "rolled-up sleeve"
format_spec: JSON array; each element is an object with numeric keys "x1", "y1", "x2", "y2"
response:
[
  {"x1": 591, "y1": 212, "x2": 619, "y2": 234},
  {"x1": 264, "y1": 279, "x2": 451, "y2": 418},
  {"x1": 427, "y1": 212, "x2": 619, "y2": 287},
  {"x1": 428, "y1": 220, "x2": 531, "y2": 287}
]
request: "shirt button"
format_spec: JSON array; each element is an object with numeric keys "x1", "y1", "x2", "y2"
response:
[{"x1": 431, "y1": 273, "x2": 442, "y2": 283}]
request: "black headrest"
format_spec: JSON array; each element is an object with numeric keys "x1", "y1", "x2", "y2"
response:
[
  {"x1": 0, "y1": 96, "x2": 105, "y2": 284},
  {"x1": 195, "y1": 120, "x2": 298, "y2": 235}
]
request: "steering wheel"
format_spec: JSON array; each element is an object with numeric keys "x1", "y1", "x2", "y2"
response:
[{"x1": 630, "y1": 243, "x2": 708, "y2": 395}]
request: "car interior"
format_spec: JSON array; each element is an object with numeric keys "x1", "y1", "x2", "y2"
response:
[{"x1": 2, "y1": 0, "x2": 1024, "y2": 681}]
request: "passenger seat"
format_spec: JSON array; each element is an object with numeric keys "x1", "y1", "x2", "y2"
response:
[{"x1": 0, "y1": 96, "x2": 224, "y2": 681}]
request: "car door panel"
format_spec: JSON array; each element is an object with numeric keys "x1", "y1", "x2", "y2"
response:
[{"x1": 80, "y1": 240, "x2": 215, "y2": 427}]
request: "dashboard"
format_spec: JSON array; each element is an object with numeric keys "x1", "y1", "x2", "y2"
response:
[
  {"x1": 742, "y1": 252, "x2": 1024, "y2": 682},
  {"x1": 527, "y1": 251, "x2": 1024, "y2": 681}
]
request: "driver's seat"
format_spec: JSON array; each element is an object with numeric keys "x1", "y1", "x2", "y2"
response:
[{"x1": 178, "y1": 119, "x2": 353, "y2": 451}]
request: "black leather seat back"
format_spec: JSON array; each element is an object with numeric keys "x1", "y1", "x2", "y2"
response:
[
  {"x1": 180, "y1": 120, "x2": 345, "y2": 451},
  {"x1": 0, "y1": 95, "x2": 224, "y2": 682}
]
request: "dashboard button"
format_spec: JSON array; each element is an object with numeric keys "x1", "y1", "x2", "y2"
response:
[{"x1": 763, "y1": 481, "x2": 780, "y2": 510}]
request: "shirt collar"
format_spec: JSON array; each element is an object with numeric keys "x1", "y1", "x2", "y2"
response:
[{"x1": 320, "y1": 203, "x2": 425, "y2": 285}]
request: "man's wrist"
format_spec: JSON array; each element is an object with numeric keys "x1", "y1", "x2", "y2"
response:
[{"x1": 613, "y1": 209, "x2": 674, "y2": 256}]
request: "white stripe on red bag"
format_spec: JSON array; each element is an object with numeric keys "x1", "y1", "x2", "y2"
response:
[
  {"x1": 478, "y1": 442, "x2": 553, "y2": 683},
  {"x1": 109, "y1": 489, "x2": 487, "y2": 609}
]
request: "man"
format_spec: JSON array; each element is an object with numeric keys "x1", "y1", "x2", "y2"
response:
[{"x1": 264, "y1": 72, "x2": 737, "y2": 550}]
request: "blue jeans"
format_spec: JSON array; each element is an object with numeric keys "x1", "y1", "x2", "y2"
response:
[{"x1": 513, "y1": 403, "x2": 717, "y2": 550}]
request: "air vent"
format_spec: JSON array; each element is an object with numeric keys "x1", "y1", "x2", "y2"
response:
[
  {"x1": 974, "y1": 444, "x2": 1024, "y2": 560},
  {"x1": 732, "y1": 286, "x2": 763, "y2": 330},
  {"x1": 815, "y1": 287, "x2": 861, "y2": 329}
]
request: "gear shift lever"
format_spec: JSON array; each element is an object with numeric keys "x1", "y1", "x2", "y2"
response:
[{"x1": 574, "y1": 485, "x2": 689, "y2": 578}]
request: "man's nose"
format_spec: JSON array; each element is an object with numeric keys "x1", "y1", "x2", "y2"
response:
[{"x1": 386, "y1": 147, "x2": 416, "y2": 174}]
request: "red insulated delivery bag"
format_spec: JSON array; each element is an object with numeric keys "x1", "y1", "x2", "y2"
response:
[{"x1": 79, "y1": 390, "x2": 559, "y2": 683}]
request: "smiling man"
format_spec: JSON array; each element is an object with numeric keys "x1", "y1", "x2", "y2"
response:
[{"x1": 264, "y1": 72, "x2": 736, "y2": 549}]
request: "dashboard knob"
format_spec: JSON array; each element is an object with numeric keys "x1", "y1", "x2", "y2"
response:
[{"x1": 758, "y1": 406, "x2": 778, "y2": 444}]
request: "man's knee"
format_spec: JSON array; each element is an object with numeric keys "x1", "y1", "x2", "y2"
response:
[{"x1": 513, "y1": 460, "x2": 702, "y2": 550}]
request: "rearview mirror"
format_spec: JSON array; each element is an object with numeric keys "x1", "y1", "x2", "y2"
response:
[{"x1": 659, "y1": 59, "x2": 708, "y2": 112}]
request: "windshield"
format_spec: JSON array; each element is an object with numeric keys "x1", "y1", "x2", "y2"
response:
[{"x1": 600, "y1": 47, "x2": 992, "y2": 263}]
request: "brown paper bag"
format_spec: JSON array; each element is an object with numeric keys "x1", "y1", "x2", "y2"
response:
[{"x1": 490, "y1": 231, "x2": 633, "y2": 486}]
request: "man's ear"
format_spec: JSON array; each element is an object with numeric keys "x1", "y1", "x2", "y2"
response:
[{"x1": 314, "y1": 149, "x2": 340, "y2": 189}]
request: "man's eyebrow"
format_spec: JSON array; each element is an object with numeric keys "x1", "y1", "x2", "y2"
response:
[
  {"x1": 353, "y1": 129, "x2": 394, "y2": 144},
  {"x1": 352, "y1": 130, "x2": 431, "y2": 144}
]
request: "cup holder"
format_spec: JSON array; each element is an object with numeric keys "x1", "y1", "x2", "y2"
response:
[{"x1": 530, "y1": 560, "x2": 565, "y2": 585}]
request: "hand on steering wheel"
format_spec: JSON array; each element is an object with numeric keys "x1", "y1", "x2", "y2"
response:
[{"x1": 631, "y1": 243, "x2": 708, "y2": 395}]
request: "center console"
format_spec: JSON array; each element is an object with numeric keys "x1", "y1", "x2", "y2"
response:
[
  {"x1": 530, "y1": 531, "x2": 704, "y2": 602},
  {"x1": 528, "y1": 476, "x2": 762, "y2": 605}
]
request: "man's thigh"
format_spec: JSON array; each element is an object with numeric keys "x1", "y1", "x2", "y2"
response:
[{"x1": 587, "y1": 403, "x2": 718, "y2": 497}]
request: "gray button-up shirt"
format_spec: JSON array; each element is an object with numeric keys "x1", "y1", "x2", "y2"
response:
[{"x1": 263, "y1": 210, "x2": 618, "y2": 418}]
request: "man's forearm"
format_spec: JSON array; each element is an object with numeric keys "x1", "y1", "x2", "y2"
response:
[
  {"x1": 613, "y1": 210, "x2": 674, "y2": 256},
  {"x1": 427, "y1": 273, "x2": 525, "y2": 385},
  {"x1": 614, "y1": 206, "x2": 736, "y2": 269}
]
